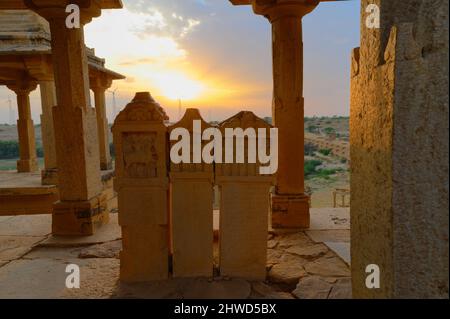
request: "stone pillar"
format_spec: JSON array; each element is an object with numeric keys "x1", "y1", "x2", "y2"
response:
[
  {"x1": 91, "y1": 78, "x2": 112, "y2": 170},
  {"x1": 27, "y1": 3, "x2": 105, "y2": 235},
  {"x1": 230, "y1": 0, "x2": 321, "y2": 229},
  {"x1": 169, "y1": 108, "x2": 214, "y2": 278},
  {"x1": 350, "y1": 0, "x2": 449, "y2": 298},
  {"x1": 7, "y1": 80, "x2": 39, "y2": 173},
  {"x1": 39, "y1": 81, "x2": 58, "y2": 185},
  {"x1": 216, "y1": 111, "x2": 274, "y2": 280},
  {"x1": 113, "y1": 92, "x2": 169, "y2": 282}
]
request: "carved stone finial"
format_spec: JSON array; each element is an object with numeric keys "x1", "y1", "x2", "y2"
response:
[
  {"x1": 132, "y1": 91, "x2": 154, "y2": 103},
  {"x1": 114, "y1": 92, "x2": 168, "y2": 123},
  {"x1": 169, "y1": 108, "x2": 212, "y2": 132},
  {"x1": 219, "y1": 111, "x2": 272, "y2": 131}
]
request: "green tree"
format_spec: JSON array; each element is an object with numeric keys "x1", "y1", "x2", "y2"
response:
[
  {"x1": 0, "y1": 141, "x2": 45, "y2": 159},
  {"x1": 0, "y1": 141, "x2": 19, "y2": 159}
]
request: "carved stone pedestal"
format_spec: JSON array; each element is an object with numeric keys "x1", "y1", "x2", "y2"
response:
[
  {"x1": 271, "y1": 193, "x2": 310, "y2": 229},
  {"x1": 169, "y1": 109, "x2": 214, "y2": 278},
  {"x1": 17, "y1": 158, "x2": 39, "y2": 173},
  {"x1": 113, "y1": 92, "x2": 170, "y2": 282},
  {"x1": 41, "y1": 168, "x2": 58, "y2": 185},
  {"x1": 52, "y1": 194, "x2": 108, "y2": 236}
]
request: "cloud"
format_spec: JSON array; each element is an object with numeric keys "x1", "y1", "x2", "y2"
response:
[
  {"x1": 83, "y1": 0, "x2": 272, "y2": 118},
  {"x1": 0, "y1": 0, "x2": 360, "y2": 125},
  {"x1": 86, "y1": 9, "x2": 187, "y2": 65},
  {"x1": 123, "y1": 0, "x2": 203, "y2": 40},
  {"x1": 84, "y1": 4, "x2": 208, "y2": 106},
  {"x1": 180, "y1": 19, "x2": 201, "y2": 38}
]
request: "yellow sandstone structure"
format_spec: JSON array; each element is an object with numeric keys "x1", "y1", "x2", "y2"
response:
[
  {"x1": 114, "y1": 101, "x2": 276, "y2": 281},
  {"x1": 113, "y1": 92, "x2": 170, "y2": 282},
  {"x1": 39, "y1": 81, "x2": 58, "y2": 185},
  {"x1": 350, "y1": 0, "x2": 449, "y2": 298},
  {"x1": 216, "y1": 111, "x2": 274, "y2": 280},
  {"x1": 230, "y1": 0, "x2": 340, "y2": 229},
  {"x1": 0, "y1": 0, "x2": 447, "y2": 300},
  {"x1": 0, "y1": 9, "x2": 124, "y2": 183},
  {"x1": 169, "y1": 109, "x2": 214, "y2": 278},
  {"x1": 0, "y1": 3, "x2": 124, "y2": 234},
  {"x1": 7, "y1": 79, "x2": 39, "y2": 173}
]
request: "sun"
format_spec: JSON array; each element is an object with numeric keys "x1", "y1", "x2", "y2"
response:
[{"x1": 154, "y1": 72, "x2": 205, "y2": 101}]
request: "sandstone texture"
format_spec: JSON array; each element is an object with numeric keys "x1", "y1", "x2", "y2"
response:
[{"x1": 351, "y1": 0, "x2": 449, "y2": 298}]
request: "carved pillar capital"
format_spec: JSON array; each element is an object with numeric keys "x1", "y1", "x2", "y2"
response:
[
  {"x1": 7, "y1": 79, "x2": 38, "y2": 96},
  {"x1": 24, "y1": 0, "x2": 102, "y2": 25},
  {"x1": 251, "y1": 0, "x2": 320, "y2": 22},
  {"x1": 24, "y1": 55, "x2": 54, "y2": 82},
  {"x1": 90, "y1": 75, "x2": 112, "y2": 93}
]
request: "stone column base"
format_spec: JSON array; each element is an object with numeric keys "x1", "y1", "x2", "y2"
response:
[
  {"x1": 271, "y1": 193, "x2": 310, "y2": 229},
  {"x1": 100, "y1": 160, "x2": 113, "y2": 171},
  {"x1": 41, "y1": 168, "x2": 58, "y2": 185},
  {"x1": 17, "y1": 159, "x2": 39, "y2": 173},
  {"x1": 52, "y1": 194, "x2": 109, "y2": 236}
]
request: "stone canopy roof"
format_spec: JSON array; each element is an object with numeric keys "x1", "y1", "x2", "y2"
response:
[
  {"x1": 0, "y1": 10, "x2": 125, "y2": 81},
  {"x1": 0, "y1": 0, "x2": 123, "y2": 10}
]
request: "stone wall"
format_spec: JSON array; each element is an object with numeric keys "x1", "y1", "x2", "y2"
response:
[{"x1": 350, "y1": 0, "x2": 448, "y2": 298}]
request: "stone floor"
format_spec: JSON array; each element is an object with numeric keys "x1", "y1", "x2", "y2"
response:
[{"x1": 0, "y1": 208, "x2": 351, "y2": 299}]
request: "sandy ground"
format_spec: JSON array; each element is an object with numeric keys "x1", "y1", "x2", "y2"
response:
[{"x1": 307, "y1": 171, "x2": 350, "y2": 208}]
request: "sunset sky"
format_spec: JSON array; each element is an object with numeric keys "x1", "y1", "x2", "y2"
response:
[{"x1": 0, "y1": 0, "x2": 360, "y2": 123}]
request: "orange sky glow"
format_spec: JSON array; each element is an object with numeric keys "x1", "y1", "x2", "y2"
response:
[{"x1": 0, "y1": 0, "x2": 360, "y2": 123}]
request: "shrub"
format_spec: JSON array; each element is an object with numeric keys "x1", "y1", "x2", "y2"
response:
[
  {"x1": 305, "y1": 160, "x2": 344, "y2": 179},
  {"x1": 307, "y1": 125, "x2": 318, "y2": 133},
  {"x1": 324, "y1": 127, "x2": 336, "y2": 135},
  {"x1": 304, "y1": 160, "x2": 322, "y2": 177},
  {"x1": 316, "y1": 168, "x2": 344, "y2": 180},
  {"x1": 318, "y1": 148, "x2": 332, "y2": 156},
  {"x1": 316, "y1": 168, "x2": 338, "y2": 179},
  {"x1": 304, "y1": 142, "x2": 318, "y2": 156}
]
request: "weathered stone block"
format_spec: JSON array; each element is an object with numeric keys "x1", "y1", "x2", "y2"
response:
[
  {"x1": 113, "y1": 92, "x2": 170, "y2": 282},
  {"x1": 271, "y1": 194, "x2": 310, "y2": 229},
  {"x1": 52, "y1": 194, "x2": 108, "y2": 236},
  {"x1": 351, "y1": 0, "x2": 449, "y2": 298},
  {"x1": 216, "y1": 111, "x2": 274, "y2": 280},
  {"x1": 41, "y1": 168, "x2": 58, "y2": 186},
  {"x1": 171, "y1": 178, "x2": 213, "y2": 277},
  {"x1": 219, "y1": 180, "x2": 272, "y2": 280},
  {"x1": 169, "y1": 108, "x2": 214, "y2": 278},
  {"x1": 120, "y1": 226, "x2": 168, "y2": 282}
]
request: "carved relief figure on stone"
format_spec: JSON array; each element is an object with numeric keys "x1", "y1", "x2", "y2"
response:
[{"x1": 122, "y1": 132, "x2": 158, "y2": 178}]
